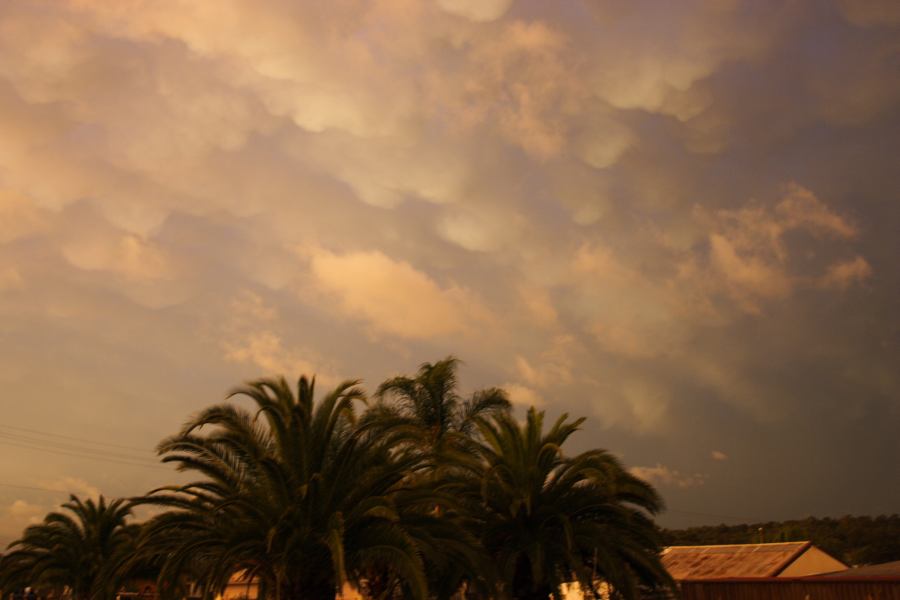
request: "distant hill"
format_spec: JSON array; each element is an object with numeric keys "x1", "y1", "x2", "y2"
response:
[{"x1": 662, "y1": 514, "x2": 900, "y2": 566}]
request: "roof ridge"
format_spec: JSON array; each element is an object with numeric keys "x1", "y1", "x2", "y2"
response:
[
  {"x1": 664, "y1": 541, "x2": 811, "y2": 550},
  {"x1": 770, "y1": 541, "x2": 811, "y2": 576}
]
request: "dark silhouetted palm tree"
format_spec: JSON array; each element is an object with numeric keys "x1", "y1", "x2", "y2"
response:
[
  {"x1": 375, "y1": 356, "x2": 510, "y2": 450},
  {"x1": 453, "y1": 408, "x2": 674, "y2": 600},
  {"x1": 372, "y1": 357, "x2": 510, "y2": 597},
  {"x1": 0, "y1": 495, "x2": 138, "y2": 600},
  {"x1": 136, "y1": 376, "x2": 470, "y2": 600}
]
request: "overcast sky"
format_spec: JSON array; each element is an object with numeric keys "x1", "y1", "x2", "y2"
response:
[{"x1": 1, "y1": 0, "x2": 898, "y2": 543}]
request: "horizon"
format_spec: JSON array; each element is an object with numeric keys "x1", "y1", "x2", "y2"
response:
[{"x1": 0, "y1": 0, "x2": 898, "y2": 546}]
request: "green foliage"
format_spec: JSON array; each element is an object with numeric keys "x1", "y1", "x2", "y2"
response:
[
  {"x1": 373, "y1": 356, "x2": 509, "y2": 599},
  {"x1": 450, "y1": 408, "x2": 674, "y2": 600},
  {"x1": 0, "y1": 495, "x2": 139, "y2": 600},
  {"x1": 133, "y1": 376, "x2": 460, "y2": 600},
  {"x1": 375, "y1": 356, "x2": 511, "y2": 449},
  {"x1": 1, "y1": 359, "x2": 675, "y2": 600},
  {"x1": 662, "y1": 514, "x2": 900, "y2": 566}
]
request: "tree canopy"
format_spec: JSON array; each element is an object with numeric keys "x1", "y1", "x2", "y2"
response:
[
  {"x1": 134, "y1": 376, "x2": 460, "y2": 600},
  {"x1": 449, "y1": 408, "x2": 673, "y2": 600},
  {"x1": 663, "y1": 514, "x2": 900, "y2": 566},
  {"x1": 0, "y1": 495, "x2": 139, "y2": 600},
  {"x1": 0, "y1": 359, "x2": 675, "y2": 600}
]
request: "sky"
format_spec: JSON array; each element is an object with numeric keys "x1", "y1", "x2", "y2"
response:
[{"x1": 0, "y1": 0, "x2": 898, "y2": 543}]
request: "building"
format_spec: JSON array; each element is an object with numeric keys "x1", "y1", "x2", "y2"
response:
[
  {"x1": 680, "y1": 561, "x2": 900, "y2": 600},
  {"x1": 218, "y1": 572, "x2": 258, "y2": 600},
  {"x1": 214, "y1": 573, "x2": 362, "y2": 600},
  {"x1": 661, "y1": 541, "x2": 848, "y2": 580},
  {"x1": 824, "y1": 559, "x2": 900, "y2": 578}
]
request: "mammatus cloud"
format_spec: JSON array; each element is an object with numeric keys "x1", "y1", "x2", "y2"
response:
[
  {"x1": 303, "y1": 247, "x2": 492, "y2": 340},
  {"x1": 836, "y1": 0, "x2": 900, "y2": 29},
  {"x1": 0, "y1": 0, "x2": 897, "y2": 536},
  {"x1": 62, "y1": 234, "x2": 172, "y2": 282},
  {"x1": 46, "y1": 477, "x2": 102, "y2": 499},
  {"x1": 819, "y1": 256, "x2": 872, "y2": 290},
  {"x1": 222, "y1": 291, "x2": 343, "y2": 387},
  {"x1": 0, "y1": 266, "x2": 23, "y2": 292},
  {"x1": 711, "y1": 450, "x2": 728, "y2": 461},
  {"x1": 437, "y1": 0, "x2": 514, "y2": 22},
  {"x1": 0, "y1": 478, "x2": 101, "y2": 543},
  {"x1": 504, "y1": 382, "x2": 545, "y2": 408},
  {"x1": 694, "y1": 183, "x2": 868, "y2": 313},
  {"x1": 630, "y1": 464, "x2": 707, "y2": 490},
  {"x1": 0, "y1": 500, "x2": 44, "y2": 542}
]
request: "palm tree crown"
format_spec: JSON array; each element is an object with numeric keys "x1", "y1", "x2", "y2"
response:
[
  {"x1": 0, "y1": 495, "x2": 138, "y2": 600},
  {"x1": 136, "y1": 376, "x2": 460, "y2": 600},
  {"x1": 376, "y1": 356, "x2": 510, "y2": 448},
  {"x1": 455, "y1": 408, "x2": 673, "y2": 600}
]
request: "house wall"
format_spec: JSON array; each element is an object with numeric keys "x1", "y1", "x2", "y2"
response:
[
  {"x1": 336, "y1": 582, "x2": 363, "y2": 600},
  {"x1": 557, "y1": 581, "x2": 611, "y2": 600},
  {"x1": 778, "y1": 546, "x2": 847, "y2": 577},
  {"x1": 217, "y1": 579, "x2": 361, "y2": 600},
  {"x1": 681, "y1": 580, "x2": 900, "y2": 600},
  {"x1": 220, "y1": 580, "x2": 259, "y2": 600}
]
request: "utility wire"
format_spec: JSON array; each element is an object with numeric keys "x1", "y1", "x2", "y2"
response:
[
  {"x1": 0, "y1": 421, "x2": 173, "y2": 472},
  {"x1": 0, "y1": 481, "x2": 764, "y2": 526},
  {"x1": 0, "y1": 482, "x2": 84, "y2": 494},
  {"x1": 0, "y1": 439, "x2": 171, "y2": 471},
  {"x1": 0, "y1": 423, "x2": 156, "y2": 453},
  {"x1": 0, "y1": 425, "x2": 769, "y2": 524},
  {"x1": 0, "y1": 431, "x2": 157, "y2": 464}
]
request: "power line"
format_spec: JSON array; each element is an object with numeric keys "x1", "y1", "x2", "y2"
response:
[
  {"x1": 0, "y1": 482, "x2": 80, "y2": 494},
  {"x1": 0, "y1": 423, "x2": 156, "y2": 453},
  {"x1": 0, "y1": 425, "x2": 770, "y2": 525},
  {"x1": 0, "y1": 440, "x2": 171, "y2": 471},
  {"x1": 0, "y1": 482, "x2": 156, "y2": 498},
  {"x1": 0, "y1": 431, "x2": 157, "y2": 464},
  {"x1": 0, "y1": 422, "x2": 173, "y2": 472}
]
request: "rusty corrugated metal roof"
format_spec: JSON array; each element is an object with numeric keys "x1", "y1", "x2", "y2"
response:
[{"x1": 662, "y1": 542, "x2": 811, "y2": 580}]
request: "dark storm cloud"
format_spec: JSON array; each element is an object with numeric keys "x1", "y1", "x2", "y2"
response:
[{"x1": 0, "y1": 0, "x2": 897, "y2": 537}]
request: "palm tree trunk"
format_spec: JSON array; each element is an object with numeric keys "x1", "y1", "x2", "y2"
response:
[
  {"x1": 278, "y1": 579, "x2": 334, "y2": 600},
  {"x1": 515, "y1": 585, "x2": 553, "y2": 600}
]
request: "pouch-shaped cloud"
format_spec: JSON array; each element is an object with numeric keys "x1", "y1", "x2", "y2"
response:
[
  {"x1": 630, "y1": 464, "x2": 706, "y2": 489},
  {"x1": 837, "y1": 0, "x2": 900, "y2": 27},
  {"x1": 0, "y1": 267, "x2": 23, "y2": 292},
  {"x1": 224, "y1": 330, "x2": 333, "y2": 384},
  {"x1": 504, "y1": 382, "x2": 544, "y2": 408},
  {"x1": 304, "y1": 247, "x2": 490, "y2": 339},
  {"x1": 0, "y1": 0, "x2": 897, "y2": 535},
  {"x1": 696, "y1": 184, "x2": 868, "y2": 312},
  {"x1": 582, "y1": 2, "x2": 775, "y2": 119},
  {"x1": 62, "y1": 234, "x2": 171, "y2": 281},
  {"x1": 437, "y1": 0, "x2": 514, "y2": 22},
  {"x1": 819, "y1": 256, "x2": 872, "y2": 290},
  {"x1": 222, "y1": 291, "x2": 341, "y2": 385},
  {"x1": 48, "y1": 477, "x2": 101, "y2": 499},
  {"x1": 0, "y1": 499, "x2": 45, "y2": 544},
  {"x1": 0, "y1": 190, "x2": 47, "y2": 243},
  {"x1": 444, "y1": 19, "x2": 578, "y2": 159}
]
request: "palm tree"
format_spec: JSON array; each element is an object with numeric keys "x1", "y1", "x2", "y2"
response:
[
  {"x1": 0, "y1": 495, "x2": 139, "y2": 600},
  {"x1": 135, "y1": 376, "x2": 468, "y2": 600},
  {"x1": 372, "y1": 357, "x2": 510, "y2": 598},
  {"x1": 452, "y1": 408, "x2": 674, "y2": 600},
  {"x1": 375, "y1": 356, "x2": 510, "y2": 451}
]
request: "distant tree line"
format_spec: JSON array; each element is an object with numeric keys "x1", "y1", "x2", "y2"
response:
[{"x1": 662, "y1": 514, "x2": 900, "y2": 566}]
